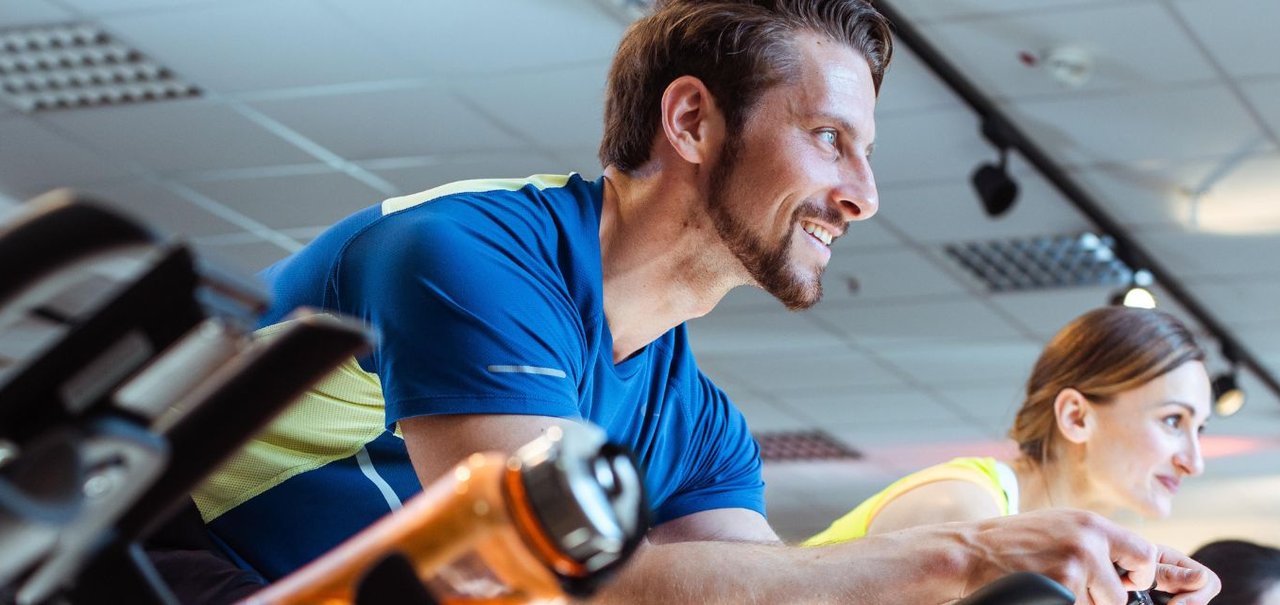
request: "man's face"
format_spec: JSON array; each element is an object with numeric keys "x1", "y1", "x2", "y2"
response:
[{"x1": 706, "y1": 33, "x2": 880, "y2": 310}]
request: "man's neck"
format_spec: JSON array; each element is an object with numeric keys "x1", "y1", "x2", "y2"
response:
[{"x1": 598, "y1": 164, "x2": 747, "y2": 363}]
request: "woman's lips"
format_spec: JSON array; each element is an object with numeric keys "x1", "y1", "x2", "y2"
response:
[{"x1": 1157, "y1": 475, "x2": 1181, "y2": 494}]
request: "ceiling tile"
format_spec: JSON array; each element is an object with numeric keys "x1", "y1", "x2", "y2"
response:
[
  {"x1": 364, "y1": 151, "x2": 566, "y2": 196},
  {"x1": 1219, "y1": 319, "x2": 1280, "y2": 371},
  {"x1": 887, "y1": 0, "x2": 1145, "y2": 23},
  {"x1": 696, "y1": 345, "x2": 906, "y2": 396},
  {"x1": 1070, "y1": 159, "x2": 1221, "y2": 229},
  {"x1": 878, "y1": 156, "x2": 1092, "y2": 244},
  {"x1": 1198, "y1": 280, "x2": 1280, "y2": 332},
  {"x1": 193, "y1": 237, "x2": 293, "y2": 275},
  {"x1": 732, "y1": 396, "x2": 812, "y2": 433},
  {"x1": 455, "y1": 63, "x2": 610, "y2": 152},
  {"x1": 1007, "y1": 85, "x2": 1268, "y2": 166},
  {"x1": 987, "y1": 285, "x2": 1114, "y2": 339},
  {"x1": 0, "y1": 116, "x2": 134, "y2": 198},
  {"x1": 872, "y1": 107, "x2": 989, "y2": 186},
  {"x1": 824, "y1": 245, "x2": 968, "y2": 303},
  {"x1": 875, "y1": 338, "x2": 1042, "y2": 387},
  {"x1": 183, "y1": 170, "x2": 383, "y2": 230},
  {"x1": 1134, "y1": 227, "x2": 1280, "y2": 281},
  {"x1": 323, "y1": 0, "x2": 625, "y2": 76},
  {"x1": 1174, "y1": 0, "x2": 1280, "y2": 79},
  {"x1": 550, "y1": 149, "x2": 606, "y2": 177},
  {"x1": 919, "y1": 2, "x2": 1216, "y2": 99},
  {"x1": 938, "y1": 383, "x2": 1025, "y2": 425},
  {"x1": 250, "y1": 87, "x2": 523, "y2": 162},
  {"x1": 1243, "y1": 78, "x2": 1280, "y2": 136},
  {"x1": 711, "y1": 285, "x2": 789, "y2": 313},
  {"x1": 39, "y1": 100, "x2": 316, "y2": 174},
  {"x1": 687, "y1": 308, "x2": 849, "y2": 355},
  {"x1": 0, "y1": 0, "x2": 74, "y2": 25},
  {"x1": 1145, "y1": 152, "x2": 1280, "y2": 237},
  {"x1": 79, "y1": 179, "x2": 242, "y2": 237},
  {"x1": 101, "y1": 0, "x2": 420, "y2": 93},
  {"x1": 56, "y1": 0, "x2": 222, "y2": 14},
  {"x1": 835, "y1": 215, "x2": 905, "y2": 250},
  {"x1": 787, "y1": 387, "x2": 964, "y2": 428},
  {"x1": 875, "y1": 43, "x2": 962, "y2": 116},
  {"x1": 824, "y1": 421, "x2": 1010, "y2": 473},
  {"x1": 812, "y1": 297, "x2": 1028, "y2": 348}
]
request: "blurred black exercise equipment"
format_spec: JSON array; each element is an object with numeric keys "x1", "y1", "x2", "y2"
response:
[{"x1": 0, "y1": 190, "x2": 370, "y2": 605}]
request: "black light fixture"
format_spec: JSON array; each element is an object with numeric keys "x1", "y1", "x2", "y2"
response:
[
  {"x1": 972, "y1": 119, "x2": 1019, "y2": 218},
  {"x1": 1108, "y1": 269, "x2": 1156, "y2": 309},
  {"x1": 1211, "y1": 369, "x2": 1246, "y2": 417}
]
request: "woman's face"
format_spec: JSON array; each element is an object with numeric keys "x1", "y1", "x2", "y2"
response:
[{"x1": 1082, "y1": 360, "x2": 1212, "y2": 518}]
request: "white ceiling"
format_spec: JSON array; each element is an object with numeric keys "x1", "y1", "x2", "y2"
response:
[{"x1": 1, "y1": 0, "x2": 1277, "y2": 547}]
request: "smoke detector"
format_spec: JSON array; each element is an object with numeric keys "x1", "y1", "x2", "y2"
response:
[{"x1": 1020, "y1": 44, "x2": 1094, "y2": 88}]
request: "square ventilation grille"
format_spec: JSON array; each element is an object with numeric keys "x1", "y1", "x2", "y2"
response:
[
  {"x1": 944, "y1": 233, "x2": 1136, "y2": 293},
  {"x1": 754, "y1": 430, "x2": 862, "y2": 462},
  {"x1": 0, "y1": 23, "x2": 200, "y2": 113}
]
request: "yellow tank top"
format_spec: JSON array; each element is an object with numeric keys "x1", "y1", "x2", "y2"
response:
[{"x1": 803, "y1": 457, "x2": 1018, "y2": 546}]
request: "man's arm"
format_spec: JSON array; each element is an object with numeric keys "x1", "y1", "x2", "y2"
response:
[{"x1": 401, "y1": 414, "x2": 1216, "y2": 605}]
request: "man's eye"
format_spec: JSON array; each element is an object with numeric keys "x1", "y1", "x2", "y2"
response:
[{"x1": 818, "y1": 130, "x2": 838, "y2": 146}]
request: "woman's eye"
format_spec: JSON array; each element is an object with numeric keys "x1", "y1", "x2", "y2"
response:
[
  {"x1": 818, "y1": 129, "x2": 838, "y2": 147},
  {"x1": 1162, "y1": 414, "x2": 1183, "y2": 429}
]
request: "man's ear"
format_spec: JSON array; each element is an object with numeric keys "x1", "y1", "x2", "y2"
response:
[
  {"x1": 1053, "y1": 388, "x2": 1096, "y2": 444},
  {"x1": 659, "y1": 75, "x2": 725, "y2": 165}
]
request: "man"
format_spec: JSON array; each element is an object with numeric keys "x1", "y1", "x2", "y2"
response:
[{"x1": 196, "y1": 1, "x2": 1219, "y2": 603}]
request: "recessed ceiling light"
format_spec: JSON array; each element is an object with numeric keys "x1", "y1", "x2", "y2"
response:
[
  {"x1": 0, "y1": 23, "x2": 200, "y2": 113},
  {"x1": 944, "y1": 232, "x2": 1136, "y2": 293}
]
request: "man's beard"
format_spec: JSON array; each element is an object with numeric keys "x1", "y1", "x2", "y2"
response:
[{"x1": 706, "y1": 134, "x2": 828, "y2": 311}]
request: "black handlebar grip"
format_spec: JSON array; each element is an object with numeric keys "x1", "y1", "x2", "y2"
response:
[{"x1": 955, "y1": 572, "x2": 1075, "y2": 605}]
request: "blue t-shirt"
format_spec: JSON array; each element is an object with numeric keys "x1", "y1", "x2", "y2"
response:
[{"x1": 195, "y1": 174, "x2": 764, "y2": 580}]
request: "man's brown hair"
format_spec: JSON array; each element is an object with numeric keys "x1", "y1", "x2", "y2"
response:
[{"x1": 599, "y1": 0, "x2": 893, "y2": 172}]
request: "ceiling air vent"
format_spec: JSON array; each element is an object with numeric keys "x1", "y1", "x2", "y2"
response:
[
  {"x1": 0, "y1": 23, "x2": 200, "y2": 113},
  {"x1": 944, "y1": 232, "x2": 1136, "y2": 293},
  {"x1": 754, "y1": 430, "x2": 862, "y2": 462}
]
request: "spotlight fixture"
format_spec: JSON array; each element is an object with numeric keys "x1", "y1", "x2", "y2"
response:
[
  {"x1": 1211, "y1": 369, "x2": 1245, "y2": 417},
  {"x1": 1109, "y1": 269, "x2": 1156, "y2": 309},
  {"x1": 972, "y1": 120, "x2": 1019, "y2": 219}
]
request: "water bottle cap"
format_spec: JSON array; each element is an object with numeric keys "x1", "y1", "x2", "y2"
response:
[{"x1": 511, "y1": 423, "x2": 646, "y2": 576}]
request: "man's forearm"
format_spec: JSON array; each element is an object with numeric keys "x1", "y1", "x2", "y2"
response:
[{"x1": 591, "y1": 527, "x2": 971, "y2": 604}]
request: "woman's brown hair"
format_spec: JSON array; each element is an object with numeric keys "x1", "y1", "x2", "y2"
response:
[{"x1": 1009, "y1": 307, "x2": 1205, "y2": 461}]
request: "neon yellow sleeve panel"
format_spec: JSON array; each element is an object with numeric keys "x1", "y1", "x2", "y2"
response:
[
  {"x1": 192, "y1": 320, "x2": 388, "y2": 522},
  {"x1": 802, "y1": 457, "x2": 1008, "y2": 546}
]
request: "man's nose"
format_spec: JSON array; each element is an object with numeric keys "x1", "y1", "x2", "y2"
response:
[{"x1": 832, "y1": 161, "x2": 878, "y2": 223}]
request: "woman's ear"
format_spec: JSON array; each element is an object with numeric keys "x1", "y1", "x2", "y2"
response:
[
  {"x1": 1053, "y1": 388, "x2": 1096, "y2": 445},
  {"x1": 659, "y1": 75, "x2": 725, "y2": 166}
]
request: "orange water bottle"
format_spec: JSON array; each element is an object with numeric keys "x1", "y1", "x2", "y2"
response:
[{"x1": 239, "y1": 424, "x2": 646, "y2": 605}]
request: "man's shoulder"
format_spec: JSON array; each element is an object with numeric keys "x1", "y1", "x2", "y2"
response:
[{"x1": 380, "y1": 174, "x2": 595, "y2": 216}]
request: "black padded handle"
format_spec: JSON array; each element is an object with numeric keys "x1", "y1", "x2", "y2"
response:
[{"x1": 955, "y1": 572, "x2": 1075, "y2": 605}]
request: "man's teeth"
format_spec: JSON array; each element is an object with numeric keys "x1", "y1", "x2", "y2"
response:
[{"x1": 802, "y1": 222, "x2": 833, "y2": 246}]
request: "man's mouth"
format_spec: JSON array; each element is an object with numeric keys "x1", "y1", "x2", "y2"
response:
[{"x1": 801, "y1": 220, "x2": 834, "y2": 246}]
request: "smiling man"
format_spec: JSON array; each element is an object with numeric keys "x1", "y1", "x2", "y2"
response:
[{"x1": 196, "y1": 1, "x2": 1219, "y2": 603}]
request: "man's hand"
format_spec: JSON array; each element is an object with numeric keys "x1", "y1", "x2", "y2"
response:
[
  {"x1": 957, "y1": 509, "x2": 1159, "y2": 605},
  {"x1": 1151, "y1": 544, "x2": 1219, "y2": 605}
]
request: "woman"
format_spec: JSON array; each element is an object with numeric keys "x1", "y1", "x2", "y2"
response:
[{"x1": 806, "y1": 306, "x2": 1212, "y2": 545}]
